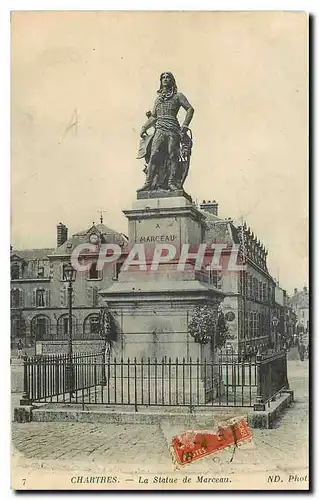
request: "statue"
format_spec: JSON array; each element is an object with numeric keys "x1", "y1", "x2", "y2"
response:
[{"x1": 137, "y1": 72, "x2": 194, "y2": 192}]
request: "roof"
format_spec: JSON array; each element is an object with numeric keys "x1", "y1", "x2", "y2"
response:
[
  {"x1": 52, "y1": 222, "x2": 128, "y2": 256},
  {"x1": 203, "y1": 218, "x2": 240, "y2": 247},
  {"x1": 11, "y1": 221, "x2": 129, "y2": 260},
  {"x1": 11, "y1": 249, "x2": 54, "y2": 261}
]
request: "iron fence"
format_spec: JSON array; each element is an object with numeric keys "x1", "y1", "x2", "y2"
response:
[
  {"x1": 255, "y1": 350, "x2": 289, "y2": 409},
  {"x1": 20, "y1": 352, "x2": 104, "y2": 404},
  {"x1": 20, "y1": 350, "x2": 289, "y2": 411}
]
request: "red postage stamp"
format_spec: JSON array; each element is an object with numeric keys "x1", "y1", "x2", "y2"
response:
[{"x1": 171, "y1": 417, "x2": 252, "y2": 466}]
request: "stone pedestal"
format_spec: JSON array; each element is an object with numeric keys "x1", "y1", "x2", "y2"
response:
[
  {"x1": 123, "y1": 192, "x2": 205, "y2": 250},
  {"x1": 100, "y1": 192, "x2": 225, "y2": 401}
]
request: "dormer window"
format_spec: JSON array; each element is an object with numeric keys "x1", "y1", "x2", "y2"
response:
[
  {"x1": 88, "y1": 262, "x2": 102, "y2": 280},
  {"x1": 37, "y1": 266, "x2": 44, "y2": 278},
  {"x1": 89, "y1": 262, "x2": 99, "y2": 280}
]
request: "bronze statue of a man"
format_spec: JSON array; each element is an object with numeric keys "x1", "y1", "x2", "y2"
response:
[{"x1": 137, "y1": 72, "x2": 194, "y2": 192}]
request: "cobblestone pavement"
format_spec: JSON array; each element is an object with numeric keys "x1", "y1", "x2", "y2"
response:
[{"x1": 11, "y1": 360, "x2": 308, "y2": 480}]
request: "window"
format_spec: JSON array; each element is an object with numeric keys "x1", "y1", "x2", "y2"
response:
[
  {"x1": 256, "y1": 279, "x2": 259, "y2": 300},
  {"x1": 244, "y1": 312, "x2": 248, "y2": 339},
  {"x1": 37, "y1": 266, "x2": 44, "y2": 278},
  {"x1": 249, "y1": 312, "x2": 254, "y2": 338},
  {"x1": 57, "y1": 314, "x2": 77, "y2": 336},
  {"x1": 245, "y1": 273, "x2": 248, "y2": 296},
  {"x1": 11, "y1": 289, "x2": 21, "y2": 308},
  {"x1": 257, "y1": 313, "x2": 261, "y2": 337},
  {"x1": 239, "y1": 310, "x2": 244, "y2": 339},
  {"x1": 33, "y1": 288, "x2": 50, "y2": 308},
  {"x1": 35, "y1": 318, "x2": 47, "y2": 340},
  {"x1": 90, "y1": 316, "x2": 100, "y2": 335},
  {"x1": 210, "y1": 270, "x2": 222, "y2": 290},
  {"x1": 62, "y1": 317, "x2": 69, "y2": 335},
  {"x1": 88, "y1": 262, "x2": 100, "y2": 280},
  {"x1": 11, "y1": 317, "x2": 26, "y2": 339},
  {"x1": 248, "y1": 275, "x2": 253, "y2": 298},
  {"x1": 11, "y1": 264, "x2": 20, "y2": 280},
  {"x1": 262, "y1": 283, "x2": 267, "y2": 302},
  {"x1": 36, "y1": 289, "x2": 45, "y2": 307},
  {"x1": 31, "y1": 315, "x2": 50, "y2": 340},
  {"x1": 84, "y1": 314, "x2": 100, "y2": 336}
]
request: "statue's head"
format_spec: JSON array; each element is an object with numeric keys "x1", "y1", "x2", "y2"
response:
[{"x1": 158, "y1": 72, "x2": 177, "y2": 93}]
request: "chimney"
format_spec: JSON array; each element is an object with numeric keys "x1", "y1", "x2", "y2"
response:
[
  {"x1": 199, "y1": 199, "x2": 219, "y2": 216},
  {"x1": 294, "y1": 288, "x2": 298, "y2": 295},
  {"x1": 57, "y1": 223, "x2": 68, "y2": 247}
]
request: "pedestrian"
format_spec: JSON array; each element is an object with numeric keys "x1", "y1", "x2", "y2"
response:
[
  {"x1": 298, "y1": 340, "x2": 305, "y2": 362},
  {"x1": 17, "y1": 339, "x2": 23, "y2": 359},
  {"x1": 305, "y1": 345, "x2": 309, "y2": 360}
]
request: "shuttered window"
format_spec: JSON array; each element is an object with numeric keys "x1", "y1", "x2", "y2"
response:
[{"x1": 33, "y1": 288, "x2": 50, "y2": 307}]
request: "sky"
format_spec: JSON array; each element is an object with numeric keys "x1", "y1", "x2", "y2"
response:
[{"x1": 11, "y1": 11, "x2": 308, "y2": 295}]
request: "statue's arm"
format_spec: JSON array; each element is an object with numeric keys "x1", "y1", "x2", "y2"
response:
[
  {"x1": 141, "y1": 116, "x2": 156, "y2": 132},
  {"x1": 141, "y1": 102, "x2": 157, "y2": 136},
  {"x1": 179, "y1": 93, "x2": 194, "y2": 128}
]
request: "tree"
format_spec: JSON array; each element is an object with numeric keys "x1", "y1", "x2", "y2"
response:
[
  {"x1": 188, "y1": 304, "x2": 229, "y2": 349},
  {"x1": 215, "y1": 309, "x2": 229, "y2": 349}
]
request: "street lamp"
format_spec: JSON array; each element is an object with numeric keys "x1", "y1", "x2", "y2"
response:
[
  {"x1": 272, "y1": 316, "x2": 279, "y2": 350},
  {"x1": 63, "y1": 262, "x2": 76, "y2": 397}
]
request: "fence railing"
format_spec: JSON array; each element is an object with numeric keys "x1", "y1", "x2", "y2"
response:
[
  {"x1": 20, "y1": 350, "x2": 289, "y2": 411},
  {"x1": 255, "y1": 350, "x2": 289, "y2": 409},
  {"x1": 20, "y1": 352, "x2": 104, "y2": 404}
]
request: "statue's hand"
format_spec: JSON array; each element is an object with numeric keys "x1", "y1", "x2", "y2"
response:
[
  {"x1": 140, "y1": 127, "x2": 147, "y2": 138},
  {"x1": 180, "y1": 125, "x2": 188, "y2": 137}
]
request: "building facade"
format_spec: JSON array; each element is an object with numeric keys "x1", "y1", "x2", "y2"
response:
[
  {"x1": 11, "y1": 221, "x2": 128, "y2": 347},
  {"x1": 12, "y1": 202, "x2": 287, "y2": 355},
  {"x1": 200, "y1": 200, "x2": 276, "y2": 353},
  {"x1": 289, "y1": 286, "x2": 309, "y2": 334}
]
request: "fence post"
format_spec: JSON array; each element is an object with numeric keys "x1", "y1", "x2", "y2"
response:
[
  {"x1": 253, "y1": 350, "x2": 265, "y2": 411},
  {"x1": 283, "y1": 351, "x2": 289, "y2": 389},
  {"x1": 55, "y1": 356, "x2": 60, "y2": 397},
  {"x1": 94, "y1": 356, "x2": 97, "y2": 388},
  {"x1": 101, "y1": 344, "x2": 107, "y2": 386},
  {"x1": 36, "y1": 357, "x2": 41, "y2": 400},
  {"x1": 189, "y1": 357, "x2": 193, "y2": 413},
  {"x1": 20, "y1": 355, "x2": 31, "y2": 405},
  {"x1": 134, "y1": 357, "x2": 138, "y2": 412}
]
